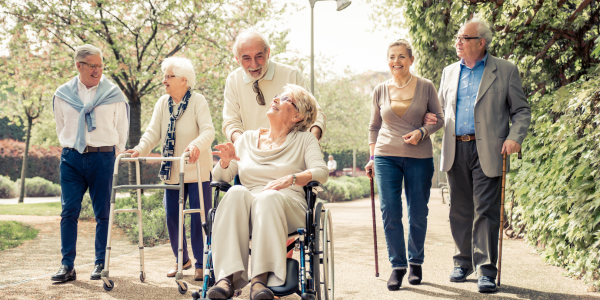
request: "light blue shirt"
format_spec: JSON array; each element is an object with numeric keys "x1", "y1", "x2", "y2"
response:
[{"x1": 455, "y1": 52, "x2": 488, "y2": 136}]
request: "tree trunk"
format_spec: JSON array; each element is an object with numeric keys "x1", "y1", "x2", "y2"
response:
[
  {"x1": 352, "y1": 148, "x2": 356, "y2": 177},
  {"x1": 18, "y1": 117, "x2": 32, "y2": 203},
  {"x1": 128, "y1": 95, "x2": 142, "y2": 196}
]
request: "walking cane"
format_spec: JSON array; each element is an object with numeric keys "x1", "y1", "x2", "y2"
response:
[
  {"x1": 498, "y1": 150, "x2": 522, "y2": 287},
  {"x1": 367, "y1": 169, "x2": 379, "y2": 277}
]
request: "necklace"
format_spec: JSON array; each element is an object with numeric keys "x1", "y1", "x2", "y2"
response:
[
  {"x1": 391, "y1": 74, "x2": 413, "y2": 89},
  {"x1": 264, "y1": 131, "x2": 287, "y2": 150}
]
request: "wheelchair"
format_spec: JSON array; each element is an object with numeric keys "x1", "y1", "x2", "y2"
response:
[{"x1": 192, "y1": 179, "x2": 335, "y2": 300}]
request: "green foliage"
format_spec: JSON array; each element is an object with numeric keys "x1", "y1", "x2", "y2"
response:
[
  {"x1": 0, "y1": 117, "x2": 24, "y2": 141},
  {"x1": 509, "y1": 74, "x2": 600, "y2": 288},
  {"x1": 0, "y1": 175, "x2": 17, "y2": 198},
  {"x1": 81, "y1": 191, "x2": 168, "y2": 247},
  {"x1": 368, "y1": 0, "x2": 599, "y2": 95},
  {"x1": 324, "y1": 150, "x2": 370, "y2": 171},
  {"x1": 0, "y1": 220, "x2": 39, "y2": 250},
  {"x1": 0, "y1": 202, "x2": 62, "y2": 216},
  {"x1": 14, "y1": 177, "x2": 61, "y2": 197},
  {"x1": 320, "y1": 176, "x2": 376, "y2": 202}
]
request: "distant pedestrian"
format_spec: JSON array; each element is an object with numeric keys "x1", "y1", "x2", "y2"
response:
[
  {"x1": 424, "y1": 19, "x2": 531, "y2": 293},
  {"x1": 51, "y1": 44, "x2": 129, "y2": 283},
  {"x1": 327, "y1": 155, "x2": 337, "y2": 177},
  {"x1": 365, "y1": 39, "x2": 444, "y2": 290}
]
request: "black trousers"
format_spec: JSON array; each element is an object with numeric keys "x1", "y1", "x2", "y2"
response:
[{"x1": 447, "y1": 140, "x2": 501, "y2": 278}]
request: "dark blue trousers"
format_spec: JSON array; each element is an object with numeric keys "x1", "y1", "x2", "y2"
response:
[
  {"x1": 59, "y1": 147, "x2": 115, "y2": 267},
  {"x1": 164, "y1": 180, "x2": 212, "y2": 269}
]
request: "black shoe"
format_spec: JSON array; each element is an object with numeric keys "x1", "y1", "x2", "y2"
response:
[
  {"x1": 51, "y1": 265, "x2": 76, "y2": 282},
  {"x1": 387, "y1": 269, "x2": 406, "y2": 291},
  {"x1": 449, "y1": 267, "x2": 474, "y2": 282},
  {"x1": 478, "y1": 276, "x2": 497, "y2": 292},
  {"x1": 408, "y1": 264, "x2": 422, "y2": 285},
  {"x1": 90, "y1": 264, "x2": 104, "y2": 280}
]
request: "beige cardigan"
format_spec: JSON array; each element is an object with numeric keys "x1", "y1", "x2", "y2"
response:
[{"x1": 134, "y1": 92, "x2": 215, "y2": 184}]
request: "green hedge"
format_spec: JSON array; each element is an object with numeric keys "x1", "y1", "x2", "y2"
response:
[
  {"x1": 320, "y1": 176, "x2": 377, "y2": 202},
  {"x1": 0, "y1": 175, "x2": 17, "y2": 198},
  {"x1": 15, "y1": 177, "x2": 61, "y2": 197},
  {"x1": 510, "y1": 74, "x2": 600, "y2": 288}
]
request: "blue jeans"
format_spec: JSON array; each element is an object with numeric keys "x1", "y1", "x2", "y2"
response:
[
  {"x1": 59, "y1": 147, "x2": 115, "y2": 267},
  {"x1": 164, "y1": 180, "x2": 212, "y2": 269},
  {"x1": 374, "y1": 156, "x2": 434, "y2": 269}
]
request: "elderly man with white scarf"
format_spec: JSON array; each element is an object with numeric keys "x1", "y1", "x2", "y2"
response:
[
  {"x1": 126, "y1": 57, "x2": 215, "y2": 281},
  {"x1": 51, "y1": 44, "x2": 129, "y2": 283}
]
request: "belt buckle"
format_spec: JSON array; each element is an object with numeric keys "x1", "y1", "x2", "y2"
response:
[{"x1": 461, "y1": 135, "x2": 471, "y2": 142}]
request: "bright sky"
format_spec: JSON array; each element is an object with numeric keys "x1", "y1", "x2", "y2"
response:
[{"x1": 273, "y1": 0, "x2": 406, "y2": 75}]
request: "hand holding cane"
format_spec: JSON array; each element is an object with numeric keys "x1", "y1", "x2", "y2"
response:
[
  {"x1": 367, "y1": 169, "x2": 379, "y2": 277},
  {"x1": 498, "y1": 150, "x2": 522, "y2": 287}
]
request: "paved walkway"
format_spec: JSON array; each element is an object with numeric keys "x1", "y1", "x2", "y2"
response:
[{"x1": 1, "y1": 189, "x2": 598, "y2": 299}]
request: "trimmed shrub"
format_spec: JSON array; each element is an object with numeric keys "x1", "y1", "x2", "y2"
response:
[
  {"x1": 320, "y1": 176, "x2": 376, "y2": 202},
  {"x1": 15, "y1": 177, "x2": 61, "y2": 197},
  {"x1": 0, "y1": 139, "x2": 61, "y2": 184},
  {"x1": 0, "y1": 175, "x2": 17, "y2": 198}
]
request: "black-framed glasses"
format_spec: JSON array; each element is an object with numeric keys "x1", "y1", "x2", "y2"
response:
[
  {"x1": 454, "y1": 35, "x2": 481, "y2": 44},
  {"x1": 79, "y1": 62, "x2": 105, "y2": 70},
  {"x1": 252, "y1": 80, "x2": 265, "y2": 105},
  {"x1": 274, "y1": 94, "x2": 298, "y2": 111}
]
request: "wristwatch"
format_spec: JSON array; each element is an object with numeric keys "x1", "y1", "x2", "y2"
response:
[{"x1": 291, "y1": 174, "x2": 297, "y2": 186}]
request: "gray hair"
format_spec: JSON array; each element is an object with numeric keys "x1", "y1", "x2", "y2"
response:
[
  {"x1": 464, "y1": 19, "x2": 493, "y2": 49},
  {"x1": 388, "y1": 39, "x2": 413, "y2": 58},
  {"x1": 74, "y1": 44, "x2": 103, "y2": 64},
  {"x1": 161, "y1": 57, "x2": 196, "y2": 88},
  {"x1": 282, "y1": 84, "x2": 318, "y2": 133},
  {"x1": 232, "y1": 29, "x2": 271, "y2": 59}
]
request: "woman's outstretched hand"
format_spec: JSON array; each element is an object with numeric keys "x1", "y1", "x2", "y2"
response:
[{"x1": 211, "y1": 143, "x2": 240, "y2": 168}]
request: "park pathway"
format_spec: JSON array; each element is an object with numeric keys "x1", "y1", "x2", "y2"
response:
[{"x1": 1, "y1": 188, "x2": 599, "y2": 299}]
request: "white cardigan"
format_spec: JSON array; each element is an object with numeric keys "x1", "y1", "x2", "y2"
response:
[{"x1": 134, "y1": 92, "x2": 215, "y2": 184}]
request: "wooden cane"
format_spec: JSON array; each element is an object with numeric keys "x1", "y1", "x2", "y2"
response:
[
  {"x1": 368, "y1": 169, "x2": 379, "y2": 277},
  {"x1": 498, "y1": 150, "x2": 522, "y2": 287}
]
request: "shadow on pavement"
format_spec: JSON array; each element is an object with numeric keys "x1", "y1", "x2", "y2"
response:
[{"x1": 403, "y1": 282, "x2": 600, "y2": 300}]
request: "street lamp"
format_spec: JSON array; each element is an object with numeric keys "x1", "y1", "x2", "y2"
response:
[{"x1": 309, "y1": 0, "x2": 351, "y2": 95}]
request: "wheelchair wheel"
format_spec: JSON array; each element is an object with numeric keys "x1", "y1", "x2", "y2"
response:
[
  {"x1": 322, "y1": 209, "x2": 334, "y2": 300},
  {"x1": 312, "y1": 203, "x2": 323, "y2": 300}
]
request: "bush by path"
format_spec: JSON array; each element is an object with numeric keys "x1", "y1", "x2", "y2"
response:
[
  {"x1": 510, "y1": 75, "x2": 600, "y2": 289},
  {"x1": 15, "y1": 177, "x2": 61, "y2": 197},
  {"x1": 0, "y1": 220, "x2": 39, "y2": 250},
  {"x1": 320, "y1": 176, "x2": 377, "y2": 202},
  {"x1": 0, "y1": 175, "x2": 17, "y2": 198}
]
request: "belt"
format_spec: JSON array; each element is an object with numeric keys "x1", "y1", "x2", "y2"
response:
[
  {"x1": 456, "y1": 134, "x2": 476, "y2": 142},
  {"x1": 67, "y1": 146, "x2": 114, "y2": 153}
]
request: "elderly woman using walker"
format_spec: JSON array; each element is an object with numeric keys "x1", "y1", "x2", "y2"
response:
[
  {"x1": 125, "y1": 57, "x2": 215, "y2": 281},
  {"x1": 365, "y1": 39, "x2": 444, "y2": 290},
  {"x1": 207, "y1": 84, "x2": 328, "y2": 300}
]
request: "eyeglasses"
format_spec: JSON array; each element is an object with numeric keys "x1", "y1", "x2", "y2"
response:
[
  {"x1": 79, "y1": 62, "x2": 105, "y2": 70},
  {"x1": 164, "y1": 75, "x2": 178, "y2": 80},
  {"x1": 274, "y1": 95, "x2": 298, "y2": 111},
  {"x1": 253, "y1": 80, "x2": 265, "y2": 105},
  {"x1": 454, "y1": 35, "x2": 481, "y2": 44}
]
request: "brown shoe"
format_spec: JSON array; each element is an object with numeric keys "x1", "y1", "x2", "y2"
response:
[
  {"x1": 194, "y1": 268, "x2": 203, "y2": 281},
  {"x1": 206, "y1": 277, "x2": 235, "y2": 299},
  {"x1": 166, "y1": 259, "x2": 192, "y2": 277}
]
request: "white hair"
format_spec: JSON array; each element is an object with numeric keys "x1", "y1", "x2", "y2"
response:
[
  {"x1": 232, "y1": 29, "x2": 271, "y2": 59},
  {"x1": 161, "y1": 57, "x2": 196, "y2": 88},
  {"x1": 464, "y1": 19, "x2": 493, "y2": 49},
  {"x1": 74, "y1": 44, "x2": 103, "y2": 64}
]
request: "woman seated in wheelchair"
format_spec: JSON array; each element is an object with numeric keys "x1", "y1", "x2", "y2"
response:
[{"x1": 209, "y1": 83, "x2": 328, "y2": 300}]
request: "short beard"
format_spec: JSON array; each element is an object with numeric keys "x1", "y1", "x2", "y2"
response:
[{"x1": 243, "y1": 59, "x2": 269, "y2": 80}]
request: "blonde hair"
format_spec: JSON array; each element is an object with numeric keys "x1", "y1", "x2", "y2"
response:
[
  {"x1": 282, "y1": 84, "x2": 318, "y2": 133},
  {"x1": 387, "y1": 39, "x2": 413, "y2": 58}
]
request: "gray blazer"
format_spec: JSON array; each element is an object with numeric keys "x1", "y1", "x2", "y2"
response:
[{"x1": 439, "y1": 55, "x2": 531, "y2": 177}]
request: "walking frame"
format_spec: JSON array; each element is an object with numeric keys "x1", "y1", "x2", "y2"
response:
[
  {"x1": 498, "y1": 150, "x2": 521, "y2": 287},
  {"x1": 100, "y1": 151, "x2": 206, "y2": 294}
]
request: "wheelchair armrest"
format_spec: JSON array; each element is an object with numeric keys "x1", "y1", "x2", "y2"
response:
[
  {"x1": 303, "y1": 181, "x2": 323, "y2": 193},
  {"x1": 210, "y1": 181, "x2": 232, "y2": 192}
]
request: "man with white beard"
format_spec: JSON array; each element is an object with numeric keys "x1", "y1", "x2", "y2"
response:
[{"x1": 222, "y1": 29, "x2": 326, "y2": 144}]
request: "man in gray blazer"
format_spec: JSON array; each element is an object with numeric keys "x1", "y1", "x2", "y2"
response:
[{"x1": 425, "y1": 19, "x2": 531, "y2": 292}]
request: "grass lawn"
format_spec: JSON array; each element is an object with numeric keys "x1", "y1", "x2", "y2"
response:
[
  {"x1": 0, "y1": 220, "x2": 39, "y2": 250},
  {"x1": 0, "y1": 202, "x2": 62, "y2": 216}
]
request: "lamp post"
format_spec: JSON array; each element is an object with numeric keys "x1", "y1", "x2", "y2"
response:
[{"x1": 309, "y1": 0, "x2": 351, "y2": 95}]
